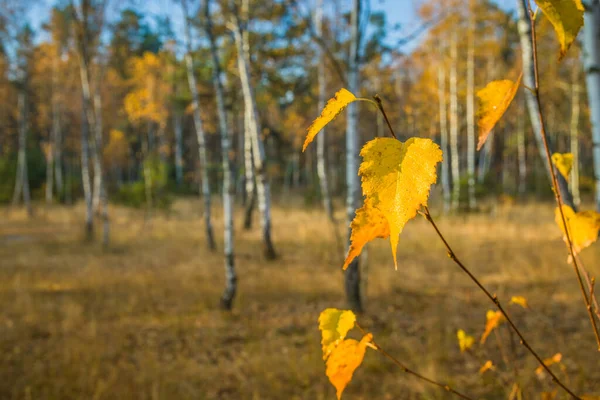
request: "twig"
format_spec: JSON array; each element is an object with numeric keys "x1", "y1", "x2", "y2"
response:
[
  {"x1": 354, "y1": 323, "x2": 474, "y2": 400},
  {"x1": 373, "y1": 95, "x2": 397, "y2": 139},
  {"x1": 525, "y1": 0, "x2": 600, "y2": 352},
  {"x1": 422, "y1": 206, "x2": 581, "y2": 399}
]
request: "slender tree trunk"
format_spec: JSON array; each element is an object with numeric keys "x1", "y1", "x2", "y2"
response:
[
  {"x1": 315, "y1": 0, "x2": 335, "y2": 222},
  {"x1": 438, "y1": 44, "x2": 451, "y2": 214},
  {"x1": 243, "y1": 126, "x2": 256, "y2": 229},
  {"x1": 80, "y1": 95, "x2": 94, "y2": 238},
  {"x1": 232, "y1": 8, "x2": 277, "y2": 260},
  {"x1": 517, "y1": 95, "x2": 527, "y2": 197},
  {"x1": 292, "y1": 152, "x2": 300, "y2": 188},
  {"x1": 466, "y1": 3, "x2": 476, "y2": 210},
  {"x1": 516, "y1": 0, "x2": 575, "y2": 209},
  {"x1": 477, "y1": 134, "x2": 493, "y2": 184},
  {"x1": 205, "y1": 0, "x2": 237, "y2": 309},
  {"x1": 570, "y1": 66, "x2": 581, "y2": 207},
  {"x1": 12, "y1": 90, "x2": 32, "y2": 217},
  {"x1": 449, "y1": 32, "x2": 460, "y2": 211},
  {"x1": 583, "y1": 0, "x2": 600, "y2": 210},
  {"x1": 52, "y1": 51, "x2": 63, "y2": 200},
  {"x1": 182, "y1": 0, "x2": 216, "y2": 250},
  {"x1": 174, "y1": 112, "x2": 184, "y2": 186},
  {"x1": 93, "y1": 83, "x2": 109, "y2": 247},
  {"x1": 345, "y1": 0, "x2": 362, "y2": 312},
  {"x1": 45, "y1": 139, "x2": 54, "y2": 204}
]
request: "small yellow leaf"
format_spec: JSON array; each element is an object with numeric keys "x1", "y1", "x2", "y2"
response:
[
  {"x1": 476, "y1": 75, "x2": 522, "y2": 150},
  {"x1": 318, "y1": 309, "x2": 357, "y2": 360},
  {"x1": 326, "y1": 334, "x2": 373, "y2": 400},
  {"x1": 541, "y1": 391, "x2": 558, "y2": 400},
  {"x1": 457, "y1": 329, "x2": 475, "y2": 352},
  {"x1": 555, "y1": 205, "x2": 600, "y2": 258},
  {"x1": 551, "y1": 153, "x2": 574, "y2": 181},
  {"x1": 535, "y1": 353, "x2": 563, "y2": 375},
  {"x1": 303, "y1": 88, "x2": 357, "y2": 152},
  {"x1": 480, "y1": 310, "x2": 505, "y2": 344},
  {"x1": 479, "y1": 360, "x2": 495, "y2": 374},
  {"x1": 357, "y1": 137, "x2": 442, "y2": 269},
  {"x1": 510, "y1": 296, "x2": 529, "y2": 309},
  {"x1": 343, "y1": 200, "x2": 390, "y2": 270},
  {"x1": 536, "y1": 0, "x2": 584, "y2": 60}
]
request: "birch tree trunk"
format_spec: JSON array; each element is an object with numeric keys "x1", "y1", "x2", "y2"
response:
[
  {"x1": 570, "y1": 66, "x2": 581, "y2": 207},
  {"x1": 583, "y1": 0, "x2": 600, "y2": 210},
  {"x1": 438, "y1": 45, "x2": 451, "y2": 214},
  {"x1": 315, "y1": 0, "x2": 335, "y2": 222},
  {"x1": 345, "y1": 0, "x2": 362, "y2": 312},
  {"x1": 516, "y1": 0, "x2": 575, "y2": 209},
  {"x1": 12, "y1": 90, "x2": 32, "y2": 217},
  {"x1": 52, "y1": 52, "x2": 63, "y2": 200},
  {"x1": 174, "y1": 112, "x2": 184, "y2": 186},
  {"x1": 80, "y1": 94, "x2": 94, "y2": 237},
  {"x1": 466, "y1": 3, "x2": 476, "y2": 210},
  {"x1": 517, "y1": 95, "x2": 527, "y2": 197},
  {"x1": 477, "y1": 134, "x2": 493, "y2": 184},
  {"x1": 231, "y1": 5, "x2": 277, "y2": 259},
  {"x1": 45, "y1": 139, "x2": 54, "y2": 204},
  {"x1": 205, "y1": 0, "x2": 237, "y2": 309},
  {"x1": 449, "y1": 32, "x2": 460, "y2": 211},
  {"x1": 181, "y1": 0, "x2": 216, "y2": 250},
  {"x1": 93, "y1": 83, "x2": 109, "y2": 247},
  {"x1": 242, "y1": 127, "x2": 256, "y2": 229}
]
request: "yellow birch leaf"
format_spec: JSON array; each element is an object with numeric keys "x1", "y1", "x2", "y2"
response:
[
  {"x1": 510, "y1": 296, "x2": 529, "y2": 308},
  {"x1": 356, "y1": 137, "x2": 442, "y2": 269},
  {"x1": 551, "y1": 153, "x2": 574, "y2": 181},
  {"x1": 326, "y1": 334, "x2": 373, "y2": 400},
  {"x1": 480, "y1": 310, "x2": 505, "y2": 344},
  {"x1": 535, "y1": 353, "x2": 563, "y2": 375},
  {"x1": 457, "y1": 329, "x2": 475, "y2": 352},
  {"x1": 479, "y1": 360, "x2": 495, "y2": 374},
  {"x1": 476, "y1": 75, "x2": 522, "y2": 150},
  {"x1": 318, "y1": 309, "x2": 357, "y2": 360},
  {"x1": 555, "y1": 205, "x2": 600, "y2": 258},
  {"x1": 303, "y1": 88, "x2": 357, "y2": 152},
  {"x1": 536, "y1": 0, "x2": 584, "y2": 60},
  {"x1": 343, "y1": 200, "x2": 390, "y2": 270}
]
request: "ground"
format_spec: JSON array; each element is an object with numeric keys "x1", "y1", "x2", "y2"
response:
[{"x1": 0, "y1": 199, "x2": 599, "y2": 399}]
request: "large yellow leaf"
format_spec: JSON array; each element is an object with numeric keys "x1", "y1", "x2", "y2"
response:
[
  {"x1": 457, "y1": 329, "x2": 474, "y2": 352},
  {"x1": 551, "y1": 152, "x2": 574, "y2": 181},
  {"x1": 357, "y1": 137, "x2": 442, "y2": 269},
  {"x1": 343, "y1": 200, "x2": 390, "y2": 270},
  {"x1": 537, "y1": 0, "x2": 584, "y2": 60},
  {"x1": 555, "y1": 205, "x2": 600, "y2": 257},
  {"x1": 480, "y1": 310, "x2": 505, "y2": 344},
  {"x1": 326, "y1": 334, "x2": 373, "y2": 400},
  {"x1": 303, "y1": 88, "x2": 357, "y2": 152},
  {"x1": 318, "y1": 309, "x2": 357, "y2": 360},
  {"x1": 476, "y1": 75, "x2": 522, "y2": 150}
]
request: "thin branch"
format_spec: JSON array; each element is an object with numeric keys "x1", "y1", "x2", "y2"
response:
[
  {"x1": 422, "y1": 206, "x2": 581, "y2": 400},
  {"x1": 354, "y1": 323, "x2": 474, "y2": 400},
  {"x1": 525, "y1": 0, "x2": 600, "y2": 352},
  {"x1": 373, "y1": 95, "x2": 397, "y2": 139}
]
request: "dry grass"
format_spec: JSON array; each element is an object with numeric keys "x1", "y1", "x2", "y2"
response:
[{"x1": 1, "y1": 199, "x2": 600, "y2": 399}]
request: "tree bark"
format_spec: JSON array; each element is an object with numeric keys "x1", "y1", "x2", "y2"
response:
[
  {"x1": 52, "y1": 51, "x2": 63, "y2": 200},
  {"x1": 231, "y1": 4, "x2": 277, "y2": 260},
  {"x1": 438, "y1": 43, "x2": 451, "y2": 214},
  {"x1": 570, "y1": 65, "x2": 581, "y2": 207},
  {"x1": 466, "y1": 2, "x2": 476, "y2": 210},
  {"x1": 449, "y1": 32, "x2": 460, "y2": 211},
  {"x1": 516, "y1": 0, "x2": 575, "y2": 209},
  {"x1": 205, "y1": 0, "x2": 237, "y2": 309},
  {"x1": 182, "y1": 0, "x2": 216, "y2": 250},
  {"x1": 517, "y1": 95, "x2": 527, "y2": 197},
  {"x1": 345, "y1": 0, "x2": 362, "y2": 312},
  {"x1": 583, "y1": 0, "x2": 600, "y2": 210},
  {"x1": 12, "y1": 90, "x2": 32, "y2": 217},
  {"x1": 242, "y1": 112, "x2": 256, "y2": 229},
  {"x1": 80, "y1": 94, "x2": 94, "y2": 238}
]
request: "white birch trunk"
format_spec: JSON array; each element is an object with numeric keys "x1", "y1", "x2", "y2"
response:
[
  {"x1": 243, "y1": 108, "x2": 256, "y2": 229},
  {"x1": 449, "y1": 32, "x2": 460, "y2": 211},
  {"x1": 205, "y1": 0, "x2": 237, "y2": 309},
  {"x1": 231, "y1": 7, "x2": 276, "y2": 259},
  {"x1": 517, "y1": 95, "x2": 527, "y2": 196},
  {"x1": 345, "y1": 0, "x2": 362, "y2": 312},
  {"x1": 438, "y1": 44, "x2": 451, "y2": 214},
  {"x1": 583, "y1": 0, "x2": 600, "y2": 210},
  {"x1": 570, "y1": 66, "x2": 581, "y2": 207},
  {"x1": 52, "y1": 52, "x2": 63, "y2": 200},
  {"x1": 466, "y1": 4, "x2": 476, "y2": 210},
  {"x1": 12, "y1": 90, "x2": 32, "y2": 217},
  {"x1": 182, "y1": 0, "x2": 216, "y2": 250}
]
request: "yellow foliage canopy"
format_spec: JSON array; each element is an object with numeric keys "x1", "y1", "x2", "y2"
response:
[
  {"x1": 318, "y1": 309, "x2": 357, "y2": 360},
  {"x1": 303, "y1": 88, "x2": 357, "y2": 152},
  {"x1": 551, "y1": 152, "x2": 573, "y2": 181},
  {"x1": 350, "y1": 137, "x2": 442, "y2": 269},
  {"x1": 555, "y1": 205, "x2": 600, "y2": 258},
  {"x1": 457, "y1": 329, "x2": 474, "y2": 352},
  {"x1": 326, "y1": 334, "x2": 372, "y2": 400},
  {"x1": 480, "y1": 310, "x2": 505, "y2": 344},
  {"x1": 476, "y1": 75, "x2": 522, "y2": 150},
  {"x1": 536, "y1": 0, "x2": 584, "y2": 59}
]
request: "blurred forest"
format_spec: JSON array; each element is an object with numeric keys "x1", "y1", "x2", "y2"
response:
[{"x1": 2, "y1": 0, "x2": 600, "y2": 398}]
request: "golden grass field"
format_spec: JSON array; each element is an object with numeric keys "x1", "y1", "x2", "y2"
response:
[{"x1": 1, "y1": 199, "x2": 600, "y2": 399}]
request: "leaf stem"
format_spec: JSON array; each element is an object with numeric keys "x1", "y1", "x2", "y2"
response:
[
  {"x1": 422, "y1": 206, "x2": 581, "y2": 399},
  {"x1": 354, "y1": 323, "x2": 474, "y2": 400},
  {"x1": 525, "y1": 0, "x2": 600, "y2": 352}
]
